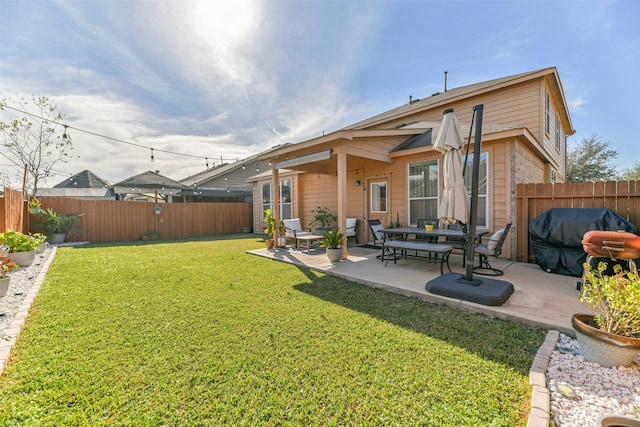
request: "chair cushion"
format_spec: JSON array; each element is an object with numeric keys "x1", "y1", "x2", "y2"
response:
[
  {"x1": 371, "y1": 224, "x2": 384, "y2": 240},
  {"x1": 283, "y1": 218, "x2": 302, "y2": 231},
  {"x1": 487, "y1": 229, "x2": 505, "y2": 252},
  {"x1": 346, "y1": 218, "x2": 357, "y2": 236}
]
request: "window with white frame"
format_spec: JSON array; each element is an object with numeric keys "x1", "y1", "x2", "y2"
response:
[
  {"x1": 545, "y1": 90, "x2": 551, "y2": 136},
  {"x1": 408, "y1": 160, "x2": 439, "y2": 225},
  {"x1": 262, "y1": 179, "x2": 292, "y2": 220},
  {"x1": 463, "y1": 152, "x2": 488, "y2": 228},
  {"x1": 370, "y1": 181, "x2": 387, "y2": 213},
  {"x1": 555, "y1": 113, "x2": 562, "y2": 150}
]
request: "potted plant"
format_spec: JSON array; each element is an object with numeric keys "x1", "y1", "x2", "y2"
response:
[
  {"x1": 263, "y1": 208, "x2": 275, "y2": 248},
  {"x1": 33, "y1": 232, "x2": 47, "y2": 253},
  {"x1": 139, "y1": 230, "x2": 160, "y2": 241},
  {"x1": 320, "y1": 228, "x2": 345, "y2": 262},
  {"x1": 0, "y1": 256, "x2": 20, "y2": 297},
  {"x1": 277, "y1": 221, "x2": 287, "y2": 247},
  {"x1": 572, "y1": 261, "x2": 640, "y2": 367},
  {"x1": 38, "y1": 208, "x2": 83, "y2": 244},
  {"x1": 0, "y1": 230, "x2": 41, "y2": 267},
  {"x1": 309, "y1": 206, "x2": 336, "y2": 235},
  {"x1": 29, "y1": 197, "x2": 41, "y2": 214}
]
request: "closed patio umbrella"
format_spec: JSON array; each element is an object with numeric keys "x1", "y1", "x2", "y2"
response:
[{"x1": 433, "y1": 109, "x2": 469, "y2": 226}]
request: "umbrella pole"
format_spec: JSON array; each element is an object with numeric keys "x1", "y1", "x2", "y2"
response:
[{"x1": 460, "y1": 104, "x2": 484, "y2": 285}]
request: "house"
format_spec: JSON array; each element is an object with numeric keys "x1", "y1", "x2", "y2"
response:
[
  {"x1": 112, "y1": 170, "x2": 191, "y2": 202},
  {"x1": 38, "y1": 170, "x2": 116, "y2": 200},
  {"x1": 250, "y1": 67, "x2": 575, "y2": 259},
  {"x1": 177, "y1": 148, "x2": 286, "y2": 203}
]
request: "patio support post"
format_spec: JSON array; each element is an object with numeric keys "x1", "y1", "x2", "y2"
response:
[
  {"x1": 337, "y1": 150, "x2": 348, "y2": 259},
  {"x1": 272, "y1": 165, "x2": 280, "y2": 243}
]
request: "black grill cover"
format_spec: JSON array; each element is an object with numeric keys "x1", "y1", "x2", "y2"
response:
[{"x1": 528, "y1": 208, "x2": 637, "y2": 276}]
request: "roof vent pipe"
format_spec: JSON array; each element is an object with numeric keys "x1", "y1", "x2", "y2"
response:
[
  {"x1": 444, "y1": 71, "x2": 448, "y2": 92},
  {"x1": 409, "y1": 95, "x2": 413, "y2": 105}
]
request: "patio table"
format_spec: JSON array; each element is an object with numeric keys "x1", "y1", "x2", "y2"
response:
[{"x1": 296, "y1": 234, "x2": 324, "y2": 251}]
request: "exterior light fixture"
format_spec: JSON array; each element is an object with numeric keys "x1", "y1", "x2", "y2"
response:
[
  {"x1": 62, "y1": 125, "x2": 70, "y2": 142},
  {"x1": 355, "y1": 180, "x2": 361, "y2": 187},
  {"x1": 154, "y1": 205, "x2": 162, "y2": 215}
]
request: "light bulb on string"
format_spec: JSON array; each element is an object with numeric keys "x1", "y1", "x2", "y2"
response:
[
  {"x1": 62, "y1": 125, "x2": 70, "y2": 142},
  {"x1": 150, "y1": 148, "x2": 155, "y2": 162},
  {"x1": 205, "y1": 157, "x2": 209, "y2": 168}
]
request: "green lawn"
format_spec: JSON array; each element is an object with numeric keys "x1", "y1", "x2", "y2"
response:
[{"x1": 0, "y1": 236, "x2": 546, "y2": 426}]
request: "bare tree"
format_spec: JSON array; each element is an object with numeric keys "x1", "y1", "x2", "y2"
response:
[
  {"x1": 566, "y1": 134, "x2": 618, "y2": 182},
  {"x1": 0, "y1": 95, "x2": 73, "y2": 197}
]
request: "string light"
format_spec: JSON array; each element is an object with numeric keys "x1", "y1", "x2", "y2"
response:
[
  {"x1": 1, "y1": 104, "x2": 244, "y2": 169},
  {"x1": 242, "y1": 162, "x2": 245, "y2": 170},
  {"x1": 150, "y1": 148, "x2": 155, "y2": 162},
  {"x1": 62, "y1": 125, "x2": 70, "y2": 142},
  {"x1": 205, "y1": 157, "x2": 209, "y2": 168}
]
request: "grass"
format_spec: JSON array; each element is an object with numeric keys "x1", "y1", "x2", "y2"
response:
[{"x1": 0, "y1": 235, "x2": 546, "y2": 426}]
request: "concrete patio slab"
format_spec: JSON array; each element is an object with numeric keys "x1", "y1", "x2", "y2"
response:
[{"x1": 248, "y1": 245, "x2": 591, "y2": 335}]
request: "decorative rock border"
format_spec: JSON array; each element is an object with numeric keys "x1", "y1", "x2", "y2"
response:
[
  {"x1": 528, "y1": 330, "x2": 560, "y2": 426},
  {"x1": 0, "y1": 247, "x2": 57, "y2": 376}
]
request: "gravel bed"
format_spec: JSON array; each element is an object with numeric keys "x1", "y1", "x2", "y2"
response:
[
  {"x1": 0, "y1": 248, "x2": 52, "y2": 338},
  {"x1": 547, "y1": 333, "x2": 640, "y2": 426}
]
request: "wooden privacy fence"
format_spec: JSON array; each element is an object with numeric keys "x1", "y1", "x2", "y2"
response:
[
  {"x1": 29, "y1": 197, "x2": 253, "y2": 242},
  {"x1": 516, "y1": 180, "x2": 640, "y2": 263},
  {"x1": 0, "y1": 187, "x2": 26, "y2": 234}
]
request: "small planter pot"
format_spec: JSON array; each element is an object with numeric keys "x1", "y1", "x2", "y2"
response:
[
  {"x1": 277, "y1": 237, "x2": 287, "y2": 247},
  {"x1": 0, "y1": 277, "x2": 10, "y2": 297},
  {"x1": 9, "y1": 250, "x2": 36, "y2": 267},
  {"x1": 37, "y1": 243, "x2": 47, "y2": 254},
  {"x1": 572, "y1": 314, "x2": 640, "y2": 367},
  {"x1": 48, "y1": 233, "x2": 66, "y2": 244},
  {"x1": 326, "y1": 247, "x2": 343, "y2": 262},
  {"x1": 265, "y1": 239, "x2": 274, "y2": 249}
]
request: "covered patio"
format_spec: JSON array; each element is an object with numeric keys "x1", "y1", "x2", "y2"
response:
[{"x1": 248, "y1": 246, "x2": 590, "y2": 336}]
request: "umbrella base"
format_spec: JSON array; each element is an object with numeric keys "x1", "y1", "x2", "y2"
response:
[{"x1": 425, "y1": 273, "x2": 514, "y2": 306}]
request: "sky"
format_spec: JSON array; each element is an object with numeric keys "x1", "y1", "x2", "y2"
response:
[{"x1": 1, "y1": 0, "x2": 639, "y2": 189}]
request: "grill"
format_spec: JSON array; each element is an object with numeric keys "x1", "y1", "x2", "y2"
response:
[{"x1": 580, "y1": 231, "x2": 640, "y2": 284}]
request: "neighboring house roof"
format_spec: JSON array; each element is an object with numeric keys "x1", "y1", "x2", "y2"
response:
[
  {"x1": 53, "y1": 169, "x2": 110, "y2": 188},
  {"x1": 180, "y1": 143, "x2": 293, "y2": 186},
  {"x1": 113, "y1": 170, "x2": 191, "y2": 191},
  {"x1": 38, "y1": 187, "x2": 116, "y2": 199}
]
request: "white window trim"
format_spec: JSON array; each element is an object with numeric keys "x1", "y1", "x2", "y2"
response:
[{"x1": 370, "y1": 181, "x2": 388, "y2": 213}]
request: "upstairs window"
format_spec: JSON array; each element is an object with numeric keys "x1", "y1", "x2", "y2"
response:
[{"x1": 545, "y1": 90, "x2": 551, "y2": 136}]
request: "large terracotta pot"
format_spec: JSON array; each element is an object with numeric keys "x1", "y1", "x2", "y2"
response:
[
  {"x1": 9, "y1": 250, "x2": 36, "y2": 267},
  {"x1": 572, "y1": 314, "x2": 640, "y2": 367}
]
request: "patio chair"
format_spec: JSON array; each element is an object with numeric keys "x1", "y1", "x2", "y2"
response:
[
  {"x1": 473, "y1": 223, "x2": 512, "y2": 276},
  {"x1": 415, "y1": 218, "x2": 439, "y2": 259},
  {"x1": 346, "y1": 217, "x2": 358, "y2": 244},
  {"x1": 367, "y1": 219, "x2": 384, "y2": 246},
  {"x1": 445, "y1": 222, "x2": 468, "y2": 266},
  {"x1": 282, "y1": 218, "x2": 313, "y2": 248}
]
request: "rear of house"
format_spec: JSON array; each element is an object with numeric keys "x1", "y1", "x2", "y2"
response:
[{"x1": 251, "y1": 67, "x2": 575, "y2": 259}]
